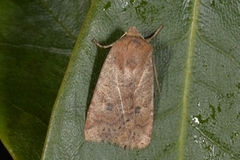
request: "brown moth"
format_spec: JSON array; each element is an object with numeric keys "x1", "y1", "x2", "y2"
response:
[{"x1": 84, "y1": 26, "x2": 162, "y2": 149}]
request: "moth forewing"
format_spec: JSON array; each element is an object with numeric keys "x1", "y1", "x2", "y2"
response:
[{"x1": 85, "y1": 26, "x2": 162, "y2": 149}]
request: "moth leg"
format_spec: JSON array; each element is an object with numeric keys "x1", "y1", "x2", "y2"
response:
[
  {"x1": 153, "y1": 57, "x2": 161, "y2": 97},
  {"x1": 145, "y1": 25, "x2": 163, "y2": 42}
]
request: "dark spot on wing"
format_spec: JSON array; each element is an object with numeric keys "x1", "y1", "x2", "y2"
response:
[
  {"x1": 135, "y1": 106, "x2": 141, "y2": 114},
  {"x1": 106, "y1": 103, "x2": 114, "y2": 111}
]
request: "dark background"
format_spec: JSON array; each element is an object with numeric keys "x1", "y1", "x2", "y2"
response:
[{"x1": 0, "y1": 141, "x2": 13, "y2": 160}]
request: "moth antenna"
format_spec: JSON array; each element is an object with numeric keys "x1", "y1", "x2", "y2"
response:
[
  {"x1": 92, "y1": 39, "x2": 113, "y2": 48},
  {"x1": 146, "y1": 25, "x2": 163, "y2": 42}
]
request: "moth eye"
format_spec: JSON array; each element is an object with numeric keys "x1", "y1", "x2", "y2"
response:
[
  {"x1": 135, "y1": 106, "x2": 141, "y2": 114},
  {"x1": 106, "y1": 103, "x2": 114, "y2": 111}
]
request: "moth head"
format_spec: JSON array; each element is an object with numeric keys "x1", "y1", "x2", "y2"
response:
[{"x1": 126, "y1": 27, "x2": 144, "y2": 39}]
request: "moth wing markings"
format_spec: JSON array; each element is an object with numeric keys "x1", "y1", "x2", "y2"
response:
[
  {"x1": 134, "y1": 54, "x2": 154, "y2": 122},
  {"x1": 132, "y1": 52, "x2": 154, "y2": 148},
  {"x1": 85, "y1": 49, "x2": 124, "y2": 141},
  {"x1": 112, "y1": 40, "x2": 154, "y2": 148},
  {"x1": 114, "y1": 66, "x2": 126, "y2": 122}
]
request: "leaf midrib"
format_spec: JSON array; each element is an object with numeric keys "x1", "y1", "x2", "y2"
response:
[{"x1": 178, "y1": 0, "x2": 199, "y2": 159}]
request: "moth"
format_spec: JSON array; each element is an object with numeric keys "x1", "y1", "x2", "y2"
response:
[{"x1": 84, "y1": 25, "x2": 162, "y2": 149}]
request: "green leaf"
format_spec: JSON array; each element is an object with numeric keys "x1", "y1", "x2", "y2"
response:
[
  {"x1": 0, "y1": 0, "x2": 91, "y2": 159},
  {"x1": 1, "y1": 0, "x2": 240, "y2": 159},
  {"x1": 42, "y1": 0, "x2": 240, "y2": 159}
]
